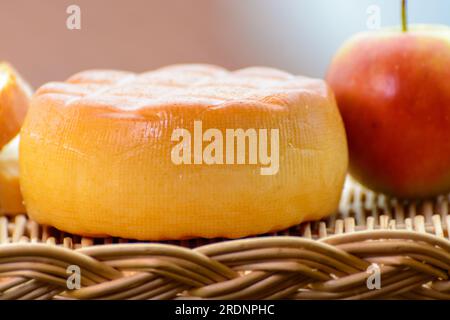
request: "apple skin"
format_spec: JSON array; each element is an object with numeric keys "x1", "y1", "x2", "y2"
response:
[{"x1": 326, "y1": 25, "x2": 450, "y2": 198}]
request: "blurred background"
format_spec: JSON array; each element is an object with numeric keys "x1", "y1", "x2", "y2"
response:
[{"x1": 0, "y1": 0, "x2": 449, "y2": 87}]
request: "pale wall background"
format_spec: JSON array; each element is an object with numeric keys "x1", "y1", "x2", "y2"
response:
[{"x1": 0, "y1": 0, "x2": 449, "y2": 88}]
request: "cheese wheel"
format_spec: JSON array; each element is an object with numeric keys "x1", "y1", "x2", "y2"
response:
[
  {"x1": 0, "y1": 136, "x2": 25, "y2": 214},
  {"x1": 0, "y1": 63, "x2": 31, "y2": 149},
  {"x1": 20, "y1": 65, "x2": 348, "y2": 240}
]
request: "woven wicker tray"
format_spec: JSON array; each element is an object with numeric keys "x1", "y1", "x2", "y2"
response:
[{"x1": 0, "y1": 178, "x2": 449, "y2": 300}]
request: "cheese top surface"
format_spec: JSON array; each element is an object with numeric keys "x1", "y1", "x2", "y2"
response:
[{"x1": 35, "y1": 64, "x2": 328, "y2": 111}]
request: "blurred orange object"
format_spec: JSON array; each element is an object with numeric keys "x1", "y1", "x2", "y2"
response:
[
  {"x1": 0, "y1": 136, "x2": 25, "y2": 214},
  {"x1": 0, "y1": 62, "x2": 31, "y2": 149},
  {"x1": 0, "y1": 62, "x2": 31, "y2": 215}
]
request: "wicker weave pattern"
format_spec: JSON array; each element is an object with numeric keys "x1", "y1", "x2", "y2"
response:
[{"x1": 0, "y1": 179, "x2": 449, "y2": 300}]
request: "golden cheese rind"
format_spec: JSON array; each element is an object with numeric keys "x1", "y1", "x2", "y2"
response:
[{"x1": 20, "y1": 65, "x2": 348, "y2": 240}]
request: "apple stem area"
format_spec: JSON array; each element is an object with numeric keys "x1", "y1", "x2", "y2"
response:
[{"x1": 402, "y1": 0, "x2": 408, "y2": 32}]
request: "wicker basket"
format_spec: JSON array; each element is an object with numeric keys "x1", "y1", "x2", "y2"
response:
[{"x1": 0, "y1": 178, "x2": 449, "y2": 300}]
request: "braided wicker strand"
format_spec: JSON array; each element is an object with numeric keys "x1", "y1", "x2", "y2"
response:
[{"x1": 0, "y1": 178, "x2": 449, "y2": 300}]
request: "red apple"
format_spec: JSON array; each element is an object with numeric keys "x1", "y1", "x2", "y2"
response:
[{"x1": 326, "y1": 25, "x2": 450, "y2": 198}]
